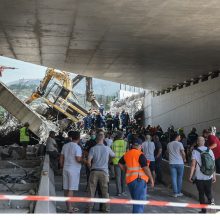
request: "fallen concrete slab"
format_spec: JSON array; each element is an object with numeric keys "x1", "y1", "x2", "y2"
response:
[{"x1": 0, "y1": 81, "x2": 58, "y2": 142}]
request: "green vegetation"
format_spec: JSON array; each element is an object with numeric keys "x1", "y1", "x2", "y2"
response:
[
  {"x1": 0, "y1": 107, "x2": 6, "y2": 124},
  {"x1": 9, "y1": 83, "x2": 37, "y2": 91}
]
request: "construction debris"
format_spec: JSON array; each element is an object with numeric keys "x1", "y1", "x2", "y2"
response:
[{"x1": 111, "y1": 91, "x2": 145, "y2": 118}]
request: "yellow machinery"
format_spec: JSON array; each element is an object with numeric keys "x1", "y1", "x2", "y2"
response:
[{"x1": 25, "y1": 68, "x2": 89, "y2": 123}]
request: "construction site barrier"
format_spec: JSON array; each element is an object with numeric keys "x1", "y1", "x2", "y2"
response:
[{"x1": 0, "y1": 194, "x2": 219, "y2": 210}]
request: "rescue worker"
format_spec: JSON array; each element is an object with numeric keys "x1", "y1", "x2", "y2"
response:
[
  {"x1": 120, "y1": 110, "x2": 126, "y2": 129},
  {"x1": 19, "y1": 122, "x2": 30, "y2": 159},
  {"x1": 105, "y1": 112, "x2": 113, "y2": 131},
  {"x1": 113, "y1": 112, "x2": 120, "y2": 130},
  {"x1": 111, "y1": 131, "x2": 127, "y2": 196},
  {"x1": 99, "y1": 104, "x2": 105, "y2": 116},
  {"x1": 118, "y1": 138, "x2": 154, "y2": 213}
]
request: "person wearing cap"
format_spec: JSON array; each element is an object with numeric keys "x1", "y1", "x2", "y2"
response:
[
  {"x1": 111, "y1": 131, "x2": 127, "y2": 196},
  {"x1": 19, "y1": 122, "x2": 30, "y2": 159},
  {"x1": 204, "y1": 127, "x2": 220, "y2": 174},
  {"x1": 118, "y1": 138, "x2": 154, "y2": 213}
]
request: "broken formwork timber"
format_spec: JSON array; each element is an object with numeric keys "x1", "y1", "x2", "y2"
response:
[{"x1": 0, "y1": 81, "x2": 58, "y2": 142}]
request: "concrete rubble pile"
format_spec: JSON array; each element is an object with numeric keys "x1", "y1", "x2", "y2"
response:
[
  {"x1": 0, "y1": 114, "x2": 20, "y2": 136},
  {"x1": 110, "y1": 92, "x2": 145, "y2": 118},
  {"x1": 0, "y1": 113, "x2": 48, "y2": 160}
]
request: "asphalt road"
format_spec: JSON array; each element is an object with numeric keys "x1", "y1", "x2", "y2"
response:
[{"x1": 55, "y1": 167, "x2": 199, "y2": 214}]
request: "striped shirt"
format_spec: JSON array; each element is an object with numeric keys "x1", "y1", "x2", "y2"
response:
[{"x1": 112, "y1": 139, "x2": 127, "y2": 165}]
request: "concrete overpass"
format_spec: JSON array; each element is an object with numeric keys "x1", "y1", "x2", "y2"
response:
[{"x1": 0, "y1": 0, "x2": 220, "y2": 132}]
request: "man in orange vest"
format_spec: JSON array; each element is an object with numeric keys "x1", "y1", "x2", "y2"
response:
[{"x1": 118, "y1": 138, "x2": 154, "y2": 213}]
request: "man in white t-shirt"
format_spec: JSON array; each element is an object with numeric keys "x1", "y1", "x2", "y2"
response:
[
  {"x1": 142, "y1": 135, "x2": 156, "y2": 180},
  {"x1": 60, "y1": 131, "x2": 82, "y2": 213},
  {"x1": 189, "y1": 136, "x2": 216, "y2": 213}
]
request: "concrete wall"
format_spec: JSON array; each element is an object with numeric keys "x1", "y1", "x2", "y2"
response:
[
  {"x1": 161, "y1": 160, "x2": 220, "y2": 205},
  {"x1": 34, "y1": 155, "x2": 56, "y2": 213},
  {"x1": 144, "y1": 76, "x2": 220, "y2": 134}
]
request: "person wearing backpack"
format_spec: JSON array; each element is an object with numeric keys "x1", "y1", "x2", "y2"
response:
[{"x1": 189, "y1": 136, "x2": 216, "y2": 214}]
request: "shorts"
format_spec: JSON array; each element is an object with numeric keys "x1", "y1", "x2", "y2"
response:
[
  {"x1": 63, "y1": 168, "x2": 80, "y2": 191},
  {"x1": 149, "y1": 161, "x2": 155, "y2": 172}
]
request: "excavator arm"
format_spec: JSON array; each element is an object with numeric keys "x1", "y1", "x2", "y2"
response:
[
  {"x1": 71, "y1": 75, "x2": 100, "y2": 109},
  {"x1": 85, "y1": 77, "x2": 100, "y2": 109},
  {"x1": 25, "y1": 68, "x2": 72, "y2": 104}
]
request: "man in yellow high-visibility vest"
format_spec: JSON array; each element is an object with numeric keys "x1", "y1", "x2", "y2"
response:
[{"x1": 20, "y1": 122, "x2": 30, "y2": 159}]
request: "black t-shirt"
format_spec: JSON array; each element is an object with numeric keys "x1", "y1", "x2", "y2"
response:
[
  {"x1": 119, "y1": 149, "x2": 148, "y2": 168},
  {"x1": 85, "y1": 139, "x2": 96, "y2": 151},
  {"x1": 154, "y1": 140, "x2": 162, "y2": 157},
  {"x1": 85, "y1": 139, "x2": 107, "y2": 152},
  {"x1": 187, "y1": 132, "x2": 198, "y2": 145}
]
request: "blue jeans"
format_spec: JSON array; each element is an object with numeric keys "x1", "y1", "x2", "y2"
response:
[
  {"x1": 127, "y1": 179, "x2": 147, "y2": 213},
  {"x1": 169, "y1": 164, "x2": 184, "y2": 194}
]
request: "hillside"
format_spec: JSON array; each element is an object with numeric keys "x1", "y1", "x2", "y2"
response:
[{"x1": 7, "y1": 78, "x2": 120, "y2": 96}]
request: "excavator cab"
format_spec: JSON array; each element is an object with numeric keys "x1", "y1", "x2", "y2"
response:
[
  {"x1": 45, "y1": 82, "x2": 69, "y2": 104},
  {"x1": 43, "y1": 82, "x2": 88, "y2": 122}
]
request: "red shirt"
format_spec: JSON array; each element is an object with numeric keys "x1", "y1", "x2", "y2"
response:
[{"x1": 208, "y1": 135, "x2": 220, "y2": 159}]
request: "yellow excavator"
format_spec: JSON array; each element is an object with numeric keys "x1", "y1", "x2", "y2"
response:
[{"x1": 25, "y1": 68, "x2": 100, "y2": 124}]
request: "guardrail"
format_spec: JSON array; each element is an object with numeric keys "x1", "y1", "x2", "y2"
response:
[
  {"x1": 34, "y1": 155, "x2": 56, "y2": 213},
  {"x1": 161, "y1": 160, "x2": 220, "y2": 204}
]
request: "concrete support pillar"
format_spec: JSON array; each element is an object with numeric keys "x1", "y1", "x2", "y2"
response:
[{"x1": 143, "y1": 91, "x2": 152, "y2": 126}]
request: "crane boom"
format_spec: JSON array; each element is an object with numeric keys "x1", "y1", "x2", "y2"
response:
[{"x1": 0, "y1": 65, "x2": 17, "y2": 77}]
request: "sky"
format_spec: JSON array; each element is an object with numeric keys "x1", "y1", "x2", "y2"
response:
[
  {"x1": 0, "y1": 56, "x2": 121, "y2": 96},
  {"x1": 0, "y1": 56, "x2": 47, "y2": 84},
  {"x1": 0, "y1": 56, "x2": 142, "y2": 96}
]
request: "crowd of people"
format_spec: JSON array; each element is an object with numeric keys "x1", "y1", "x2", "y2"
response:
[{"x1": 31, "y1": 109, "x2": 219, "y2": 214}]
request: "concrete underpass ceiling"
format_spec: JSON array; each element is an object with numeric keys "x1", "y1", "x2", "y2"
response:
[{"x1": 1, "y1": 0, "x2": 220, "y2": 90}]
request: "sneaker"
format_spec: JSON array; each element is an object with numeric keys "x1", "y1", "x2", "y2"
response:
[
  {"x1": 177, "y1": 193, "x2": 184, "y2": 197},
  {"x1": 208, "y1": 202, "x2": 216, "y2": 213},
  {"x1": 122, "y1": 192, "x2": 127, "y2": 196},
  {"x1": 170, "y1": 194, "x2": 178, "y2": 198},
  {"x1": 117, "y1": 193, "x2": 122, "y2": 197}
]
